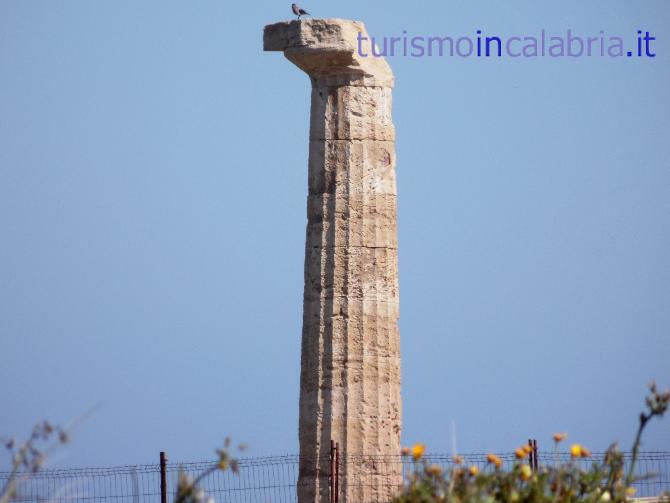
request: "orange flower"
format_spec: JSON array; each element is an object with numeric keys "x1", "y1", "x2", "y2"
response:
[
  {"x1": 519, "y1": 464, "x2": 532, "y2": 481},
  {"x1": 426, "y1": 464, "x2": 443, "y2": 477},
  {"x1": 469, "y1": 465, "x2": 479, "y2": 476},
  {"x1": 453, "y1": 455, "x2": 463, "y2": 465},
  {"x1": 522, "y1": 444, "x2": 533, "y2": 455},
  {"x1": 515, "y1": 447, "x2": 527, "y2": 459},
  {"x1": 486, "y1": 453, "x2": 503, "y2": 469},
  {"x1": 553, "y1": 432, "x2": 568, "y2": 443},
  {"x1": 412, "y1": 443, "x2": 426, "y2": 460},
  {"x1": 401, "y1": 447, "x2": 411, "y2": 457}
]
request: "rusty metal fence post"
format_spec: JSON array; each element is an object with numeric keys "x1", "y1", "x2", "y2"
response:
[
  {"x1": 527, "y1": 439, "x2": 539, "y2": 472},
  {"x1": 329, "y1": 441, "x2": 335, "y2": 503},
  {"x1": 160, "y1": 451, "x2": 168, "y2": 503},
  {"x1": 329, "y1": 441, "x2": 340, "y2": 503},
  {"x1": 335, "y1": 442, "x2": 339, "y2": 503}
]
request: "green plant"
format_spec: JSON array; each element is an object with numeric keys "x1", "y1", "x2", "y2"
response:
[
  {"x1": 173, "y1": 437, "x2": 245, "y2": 503},
  {"x1": 394, "y1": 382, "x2": 670, "y2": 503}
]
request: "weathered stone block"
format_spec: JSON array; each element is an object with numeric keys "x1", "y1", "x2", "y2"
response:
[
  {"x1": 264, "y1": 19, "x2": 394, "y2": 88},
  {"x1": 308, "y1": 140, "x2": 396, "y2": 195},
  {"x1": 309, "y1": 87, "x2": 395, "y2": 141}
]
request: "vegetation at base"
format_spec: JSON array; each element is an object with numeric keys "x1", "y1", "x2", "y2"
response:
[
  {"x1": 1, "y1": 383, "x2": 667, "y2": 503},
  {"x1": 0, "y1": 421, "x2": 70, "y2": 503},
  {"x1": 394, "y1": 382, "x2": 669, "y2": 503}
]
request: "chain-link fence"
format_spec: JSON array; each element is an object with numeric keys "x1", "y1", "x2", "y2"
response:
[{"x1": 2, "y1": 451, "x2": 668, "y2": 503}]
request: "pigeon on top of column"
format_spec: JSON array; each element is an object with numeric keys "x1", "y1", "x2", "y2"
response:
[{"x1": 292, "y1": 3, "x2": 310, "y2": 19}]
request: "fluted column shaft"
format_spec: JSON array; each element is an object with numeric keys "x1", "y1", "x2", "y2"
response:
[{"x1": 264, "y1": 19, "x2": 401, "y2": 503}]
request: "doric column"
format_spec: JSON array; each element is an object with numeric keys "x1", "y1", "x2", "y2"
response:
[{"x1": 264, "y1": 19, "x2": 401, "y2": 503}]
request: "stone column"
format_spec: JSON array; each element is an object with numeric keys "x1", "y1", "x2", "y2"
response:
[{"x1": 264, "y1": 19, "x2": 401, "y2": 503}]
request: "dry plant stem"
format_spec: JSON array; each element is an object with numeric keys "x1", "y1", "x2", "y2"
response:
[
  {"x1": 625, "y1": 413, "x2": 649, "y2": 489},
  {"x1": 0, "y1": 451, "x2": 23, "y2": 503},
  {"x1": 603, "y1": 452, "x2": 618, "y2": 492},
  {"x1": 1, "y1": 440, "x2": 45, "y2": 503},
  {"x1": 188, "y1": 465, "x2": 219, "y2": 493},
  {"x1": 1, "y1": 418, "x2": 78, "y2": 503}
]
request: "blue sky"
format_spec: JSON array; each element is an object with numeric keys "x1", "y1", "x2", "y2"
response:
[{"x1": 1, "y1": 0, "x2": 668, "y2": 468}]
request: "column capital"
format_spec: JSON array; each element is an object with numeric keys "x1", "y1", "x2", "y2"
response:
[{"x1": 263, "y1": 19, "x2": 394, "y2": 87}]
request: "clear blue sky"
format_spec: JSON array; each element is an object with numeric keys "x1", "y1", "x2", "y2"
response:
[{"x1": 1, "y1": 0, "x2": 668, "y2": 468}]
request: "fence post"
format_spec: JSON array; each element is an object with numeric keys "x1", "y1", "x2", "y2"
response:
[
  {"x1": 335, "y1": 442, "x2": 339, "y2": 503},
  {"x1": 527, "y1": 439, "x2": 538, "y2": 472},
  {"x1": 330, "y1": 441, "x2": 335, "y2": 503},
  {"x1": 160, "y1": 451, "x2": 168, "y2": 503}
]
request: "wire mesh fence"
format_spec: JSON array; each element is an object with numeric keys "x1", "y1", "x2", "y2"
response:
[{"x1": 2, "y1": 451, "x2": 669, "y2": 503}]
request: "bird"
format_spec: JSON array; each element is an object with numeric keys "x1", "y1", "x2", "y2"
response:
[{"x1": 292, "y1": 3, "x2": 310, "y2": 19}]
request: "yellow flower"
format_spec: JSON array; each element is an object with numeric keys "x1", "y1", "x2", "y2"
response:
[
  {"x1": 426, "y1": 464, "x2": 443, "y2": 477},
  {"x1": 401, "y1": 447, "x2": 411, "y2": 457},
  {"x1": 519, "y1": 465, "x2": 532, "y2": 481},
  {"x1": 468, "y1": 465, "x2": 479, "y2": 476},
  {"x1": 625, "y1": 487, "x2": 636, "y2": 497},
  {"x1": 515, "y1": 447, "x2": 527, "y2": 459},
  {"x1": 553, "y1": 432, "x2": 568, "y2": 443},
  {"x1": 570, "y1": 444, "x2": 585, "y2": 458},
  {"x1": 453, "y1": 455, "x2": 463, "y2": 465},
  {"x1": 599, "y1": 491, "x2": 611, "y2": 502},
  {"x1": 486, "y1": 453, "x2": 503, "y2": 469},
  {"x1": 570, "y1": 443, "x2": 591, "y2": 458},
  {"x1": 412, "y1": 443, "x2": 426, "y2": 460}
]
